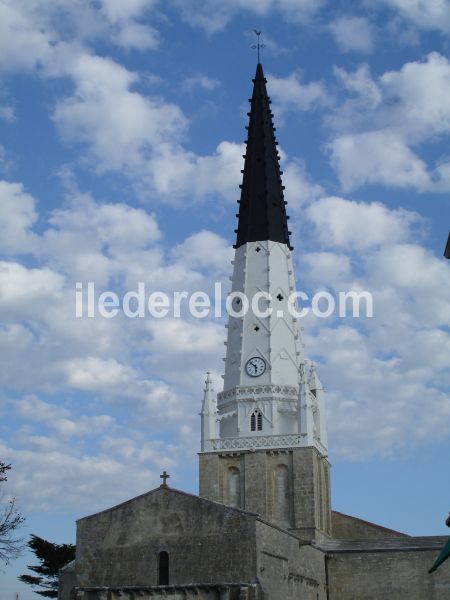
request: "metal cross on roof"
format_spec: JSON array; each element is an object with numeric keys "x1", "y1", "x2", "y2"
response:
[
  {"x1": 160, "y1": 471, "x2": 170, "y2": 486},
  {"x1": 251, "y1": 30, "x2": 265, "y2": 64}
]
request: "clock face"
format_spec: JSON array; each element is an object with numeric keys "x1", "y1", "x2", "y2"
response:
[{"x1": 245, "y1": 357, "x2": 266, "y2": 377}]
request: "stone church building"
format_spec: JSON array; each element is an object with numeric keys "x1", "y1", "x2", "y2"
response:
[{"x1": 59, "y1": 64, "x2": 450, "y2": 600}]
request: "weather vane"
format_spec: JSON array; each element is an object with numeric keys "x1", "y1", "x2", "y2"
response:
[{"x1": 251, "y1": 30, "x2": 265, "y2": 63}]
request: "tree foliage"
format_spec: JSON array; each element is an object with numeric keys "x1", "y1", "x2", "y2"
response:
[
  {"x1": 0, "y1": 461, "x2": 25, "y2": 565},
  {"x1": 19, "y1": 535, "x2": 76, "y2": 598}
]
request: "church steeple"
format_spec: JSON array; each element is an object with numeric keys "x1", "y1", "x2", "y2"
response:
[
  {"x1": 199, "y1": 63, "x2": 331, "y2": 541},
  {"x1": 235, "y1": 63, "x2": 292, "y2": 250},
  {"x1": 219, "y1": 62, "x2": 308, "y2": 430}
]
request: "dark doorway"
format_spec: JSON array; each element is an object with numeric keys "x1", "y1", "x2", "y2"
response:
[{"x1": 158, "y1": 551, "x2": 169, "y2": 585}]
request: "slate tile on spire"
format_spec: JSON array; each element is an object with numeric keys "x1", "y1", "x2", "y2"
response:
[{"x1": 235, "y1": 63, "x2": 293, "y2": 250}]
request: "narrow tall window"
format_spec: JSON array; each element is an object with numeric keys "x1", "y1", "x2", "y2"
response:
[
  {"x1": 229, "y1": 467, "x2": 241, "y2": 507},
  {"x1": 158, "y1": 551, "x2": 169, "y2": 585},
  {"x1": 250, "y1": 410, "x2": 263, "y2": 432},
  {"x1": 275, "y1": 465, "x2": 290, "y2": 525}
]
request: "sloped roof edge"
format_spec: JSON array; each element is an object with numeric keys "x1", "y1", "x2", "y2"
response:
[{"x1": 77, "y1": 486, "x2": 259, "y2": 523}]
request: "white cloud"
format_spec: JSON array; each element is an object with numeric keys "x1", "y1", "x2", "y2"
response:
[
  {"x1": 51, "y1": 54, "x2": 247, "y2": 204},
  {"x1": 274, "y1": 0, "x2": 326, "y2": 24},
  {"x1": 53, "y1": 54, "x2": 187, "y2": 172},
  {"x1": 0, "y1": 0, "x2": 160, "y2": 75},
  {"x1": 329, "y1": 16, "x2": 375, "y2": 53},
  {"x1": 333, "y1": 64, "x2": 381, "y2": 112},
  {"x1": 0, "y1": 145, "x2": 13, "y2": 175},
  {"x1": 305, "y1": 196, "x2": 421, "y2": 250},
  {"x1": 0, "y1": 169, "x2": 448, "y2": 509},
  {"x1": 302, "y1": 252, "x2": 352, "y2": 287},
  {"x1": 40, "y1": 192, "x2": 161, "y2": 286},
  {"x1": 0, "y1": 2, "x2": 55, "y2": 72},
  {"x1": 16, "y1": 395, "x2": 69, "y2": 422},
  {"x1": 380, "y1": 52, "x2": 450, "y2": 141},
  {"x1": 99, "y1": 0, "x2": 157, "y2": 22},
  {"x1": 384, "y1": 0, "x2": 450, "y2": 34},
  {"x1": 136, "y1": 318, "x2": 226, "y2": 402},
  {"x1": 0, "y1": 181, "x2": 38, "y2": 255},
  {"x1": 145, "y1": 140, "x2": 244, "y2": 202},
  {"x1": 307, "y1": 323, "x2": 450, "y2": 459},
  {"x1": 147, "y1": 318, "x2": 224, "y2": 370},
  {"x1": 0, "y1": 434, "x2": 179, "y2": 512},
  {"x1": 0, "y1": 5, "x2": 329, "y2": 207},
  {"x1": 0, "y1": 105, "x2": 15, "y2": 122},
  {"x1": 115, "y1": 22, "x2": 160, "y2": 50},
  {"x1": 329, "y1": 130, "x2": 430, "y2": 192},
  {"x1": 282, "y1": 159, "x2": 324, "y2": 213},
  {"x1": 63, "y1": 357, "x2": 137, "y2": 391},
  {"x1": 268, "y1": 71, "x2": 328, "y2": 115},
  {"x1": 329, "y1": 53, "x2": 450, "y2": 192},
  {"x1": 171, "y1": 0, "x2": 324, "y2": 34},
  {"x1": 15, "y1": 395, "x2": 115, "y2": 438},
  {"x1": 385, "y1": 16, "x2": 420, "y2": 46},
  {"x1": 368, "y1": 243, "x2": 450, "y2": 328},
  {"x1": 0, "y1": 0, "x2": 448, "y2": 509},
  {"x1": 0, "y1": 262, "x2": 64, "y2": 312},
  {"x1": 48, "y1": 193, "x2": 161, "y2": 250},
  {"x1": 184, "y1": 74, "x2": 221, "y2": 92},
  {"x1": 134, "y1": 379, "x2": 187, "y2": 421},
  {"x1": 172, "y1": 230, "x2": 232, "y2": 273},
  {"x1": 296, "y1": 192, "x2": 450, "y2": 459},
  {"x1": 98, "y1": 0, "x2": 160, "y2": 50},
  {"x1": 0, "y1": 178, "x2": 230, "y2": 414},
  {"x1": 0, "y1": 179, "x2": 230, "y2": 510}
]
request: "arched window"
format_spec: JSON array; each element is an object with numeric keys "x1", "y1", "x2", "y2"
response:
[
  {"x1": 250, "y1": 410, "x2": 263, "y2": 432},
  {"x1": 158, "y1": 551, "x2": 169, "y2": 585},
  {"x1": 229, "y1": 467, "x2": 241, "y2": 507}
]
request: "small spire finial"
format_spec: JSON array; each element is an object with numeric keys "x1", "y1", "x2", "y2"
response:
[
  {"x1": 205, "y1": 371, "x2": 213, "y2": 390},
  {"x1": 251, "y1": 30, "x2": 265, "y2": 64}
]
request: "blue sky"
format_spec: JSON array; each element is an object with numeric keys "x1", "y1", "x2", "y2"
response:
[{"x1": 1, "y1": 1, "x2": 450, "y2": 597}]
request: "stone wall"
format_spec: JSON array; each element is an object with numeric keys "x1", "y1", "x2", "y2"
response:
[
  {"x1": 59, "y1": 561, "x2": 76, "y2": 600},
  {"x1": 255, "y1": 519, "x2": 327, "y2": 600},
  {"x1": 61, "y1": 483, "x2": 450, "y2": 600},
  {"x1": 199, "y1": 446, "x2": 332, "y2": 540},
  {"x1": 331, "y1": 511, "x2": 408, "y2": 540},
  {"x1": 73, "y1": 584, "x2": 260, "y2": 600},
  {"x1": 75, "y1": 488, "x2": 258, "y2": 589},
  {"x1": 290, "y1": 447, "x2": 331, "y2": 540},
  {"x1": 323, "y1": 537, "x2": 450, "y2": 600}
]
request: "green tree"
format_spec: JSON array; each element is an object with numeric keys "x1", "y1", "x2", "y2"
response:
[
  {"x1": 19, "y1": 535, "x2": 76, "y2": 598},
  {"x1": 0, "y1": 461, "x2": 25, "y2": 565}
]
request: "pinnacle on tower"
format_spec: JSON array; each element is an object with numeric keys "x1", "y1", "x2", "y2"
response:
[
  {"x1": 235, "y1": 63, "x2": 292, "y2": 250},
  {"x1": 201, "y1": 372, "x2": 216, "y2": 414},
  {"x1": 200, "y1": 372, "x2": 217, "y2": 452}
]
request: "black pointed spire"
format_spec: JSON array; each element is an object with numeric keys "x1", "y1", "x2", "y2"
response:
[{"x1": 234, "y1": 63, "x2": 293, "y2": 250}]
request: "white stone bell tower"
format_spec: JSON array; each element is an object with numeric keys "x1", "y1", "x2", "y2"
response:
[{"x1": 199, "y1": 62, "x2": 331, "y2": 541}]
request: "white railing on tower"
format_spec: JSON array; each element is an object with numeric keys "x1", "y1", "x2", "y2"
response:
[{"x1": 210, "y1": 433, "x2": 307, "y2": 451}]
